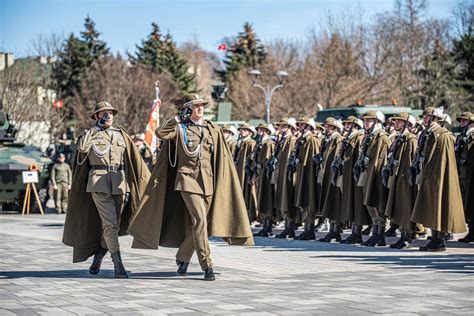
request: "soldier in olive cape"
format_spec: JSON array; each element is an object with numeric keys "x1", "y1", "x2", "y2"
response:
[
  {"x1": 411, "y1": 107, "x2": 466, "y2": 251},
  {"x1": 355, "y1": 111, "x2": 390, "y2": 247},
  {"x1": 338, "y1": 117, "x2": 371, "y2": 244},
  {"x1": 63, "y1": 102, "x2": 150, "y2": 278},
  {"x1": 128, "y1": 93, "x2": 254, "y2": 280},
  {"x1": 253, "y1": 123, "x2": 276, "y2": 237},
  {"x1": 51, "y1": 153, "x2": 72, "y2": 214},
  {"x1": 312, "y1": 123, "x2": 329, "y2": 232},
  {"x1": 456, "y1": 112, "x2": 474, "y2": 243},
  {"x1": 318, "y1": 117, "x2": 345, "y2": 242},
  {"x1": 272, "y1": 118, "x2": 298, "y2": 239},
  {"x1": 293, "y1": 117, "x2": 320, "y2": 240},
  {"x1": 235, "y1": 123, "x2": 257, "y2": 220},
  {"x1": 222, "y1": 124, "x2": 238, "y2": 157},
  {"x1": 383, "y1": 113, "x2": 418, "y2": 249}
]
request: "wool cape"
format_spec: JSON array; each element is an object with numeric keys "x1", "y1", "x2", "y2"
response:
[
  {"x1": 256, "y1": 138, "x2": 275, "y2": 217},
  {"x1": 384, "y1": 131, "x2": 418, "y2": 230},
  {"x1": 411, "y1": 126, "x2": 466, "y2": 233},
  {"x1": 358, "y1": 129, "x2": 390, "y2": 213},
  {"x1": 319, "y1": 133, "x2": 343, "y2": 220},
  {"x1": 294, "y1": 133, "x2": 320, "y2": 215},
  {"x1": 128, "y1": 120, "x2": 255, "y2": 249},
  {"x1": 340, "y1": 132, "x2": 371, "y2": 225},
  {"x1": 62, "y1": 127, "x2": 151, "y2": 263}
]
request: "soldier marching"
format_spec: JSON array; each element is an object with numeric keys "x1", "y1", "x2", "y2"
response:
[
  {"x1": 61, "y1": 96, "x2": 471, "y2": 282},
  {"x1": 237, "y1": 106, "x2": 470, "y2": 252}
]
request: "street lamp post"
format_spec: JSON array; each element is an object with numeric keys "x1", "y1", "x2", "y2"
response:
[{"x1": 248, "y1": 69, "x2": 288, "y2": 123}]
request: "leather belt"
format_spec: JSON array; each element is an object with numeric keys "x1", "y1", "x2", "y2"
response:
[{"x1": 91, "y1": 165, "x2": 124, "y2": 172}]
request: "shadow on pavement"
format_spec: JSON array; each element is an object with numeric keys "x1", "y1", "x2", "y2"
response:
[{"x1": 314, "y1": 253, "x2": 474, "y2": 274}]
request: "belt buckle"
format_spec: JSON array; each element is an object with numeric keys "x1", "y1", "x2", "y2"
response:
[{"x1": 108, "y1": 165, "x2": 116, "y2": 172}]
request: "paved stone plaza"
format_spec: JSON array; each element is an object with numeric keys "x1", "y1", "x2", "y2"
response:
[{"x1": 0, "y1": 213, "x2": 473, "y2": 315}]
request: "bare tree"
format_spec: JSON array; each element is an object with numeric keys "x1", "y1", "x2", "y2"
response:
[{"x1": 74, "y1": 55, "x2": 181, "y2": 134}]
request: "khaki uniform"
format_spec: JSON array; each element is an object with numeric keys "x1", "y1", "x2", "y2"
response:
[
  {"x1": 226, "y1": 138, "x2": 237, "y2": 157},
  {"x1": 77, "y1": 127, "x2": 129, "y2": 253},
  {"x1": 51, "y1": 162, "x2": 72, "y2": 213},
  {"x1": 158, "y1": 118, "x2": 214, "y2": 270}
]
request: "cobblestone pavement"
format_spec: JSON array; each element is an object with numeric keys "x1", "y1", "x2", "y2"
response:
[{"x1": 0, "y1": 213, "x2": 473, "y2": 315}]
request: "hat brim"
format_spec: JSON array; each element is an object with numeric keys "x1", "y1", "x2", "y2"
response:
[
  {"x1": 361, "y1": 115, "x2": 377, "y2": 120},
  {"x1": 392, "y1": 116, "x2": 408, "y2": 121},
  {"x1": 90, "y1": 107, "x2": 118, "y2": 119}
]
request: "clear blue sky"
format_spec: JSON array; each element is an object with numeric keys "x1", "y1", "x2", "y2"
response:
[{"x1": 1, "y1": 0, "x2": 455, "y2": 57}]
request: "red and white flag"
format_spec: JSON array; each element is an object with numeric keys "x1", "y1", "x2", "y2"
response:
[{"x1": 145, "y1": 82, "x2": 161, "y2": 153}]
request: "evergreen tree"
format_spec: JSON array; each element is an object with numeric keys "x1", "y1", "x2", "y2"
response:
[
  {"x1": 221, "y1": 22, "x2": 267, "y2": 81},
  {"x1": 80, "y1": 15, "x2": 110, "y2": 66},
  {"x1": 162, "y1": 32, "x2": 196, "y2": 92},
  {"x1": 130, "y1": 22, "x2": 166, "y2": 71},
  {"x1": 407, "y1": 40, "x2": 457, "y2": 110},
  {"x1": 53, "y1": 34, "x2": 87, "y2": 103},
  {"x1": 453, "y1": 27, "x2": 474, "y2": 95},
  {"x1": 131, "y1": 23, "x2": 196, "y2": 93}
]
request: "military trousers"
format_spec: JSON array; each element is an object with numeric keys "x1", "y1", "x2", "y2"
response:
[
  {"x1": 54, "y1": 183, "x2": 69, "y2": 212},
  {"x1": 367, "y1": 206, "x2": 385, "y2": 226},
  {"x1": 176, "y1": 192, "x2": 213, "y2": 271},
  {"x1": 91, "y1": 192, "x2": 125, "y2": 254}
]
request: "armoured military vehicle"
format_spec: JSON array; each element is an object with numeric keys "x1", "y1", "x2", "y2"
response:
[
  {"x1": 316, "y1": 101, "x2": 423, "y2": 122},
  {"x1": 0, "y1": 110, "x2": 52, "y2": 212}
]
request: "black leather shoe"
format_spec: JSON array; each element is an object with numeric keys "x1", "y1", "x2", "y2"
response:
[
  {"x1": 295, "y1": 230, "x2": 316, "y2": 240},
  {"x1": 89, "y1": 247, "x2": 107, "y2": 275},
  {"x1": 111, "y1": 252, "x2": 129, "y2": 278},
  {"x1": 275, "y1": 228, "x2": 289, "y2": 239},
  {"x1": 204, "y1": 267, "x2": 215, "y2": 281},
  {"x1": 419, "y1": 239, "x2": 437, "y2": 251},
  {"x1": 376, "y1": 234, "x2": 387, "y2": 247},
  {"x1": 361, "y1": 235, "x2": 378, "y2": 247},
  {"x1": 341, "y1": 233, "x2": 362, "y2": 244},
  {"x1": 385, "y1": 224, "x2": 398, "y2": 237},
  {"x1": 427, "y1": 240, "x2": 446, "y2": 252},
  {"x1": 390, "y1": 236, "x2": 407, "y2": 249},
  {"x1": 361, "y1": 225, "x2": 372, "y2": 235},
  {"x1": 176, "y1": 259, "x2": 189, "y2": 276},
  {"x1": 318, "y1": 231, "x2": 340, "y2": 242},
  {"x1": 458, "y1": 232, "x2": 474, "y2": 243}
]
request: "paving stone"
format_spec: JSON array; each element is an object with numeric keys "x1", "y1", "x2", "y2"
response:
[{"x1": 0, "y1": 214, "x2": 473, "y2": 315}]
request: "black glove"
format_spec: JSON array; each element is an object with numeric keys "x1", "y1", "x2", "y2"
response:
[
  {"x1": 95, "y1": 112, "x2": 110, "y2": 130},
  {"x1": 178, "y1": 105, "x2": 192, "y2": 122}
]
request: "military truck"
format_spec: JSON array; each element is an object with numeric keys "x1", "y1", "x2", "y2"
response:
[
  {"x1": 0, "y1": 110, "x2": 52, "y2": 212},
  {"x1": 316, "y1": 102, "x2": 423, "y2": 122}
]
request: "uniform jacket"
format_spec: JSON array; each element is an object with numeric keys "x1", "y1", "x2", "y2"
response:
[
  {"x1": 128, "y1": 118, "x2": 254, "y2": 249},
  {"x1": 76, "y1": 128, "x2": 129, "y2": 195},
  {"x1": 62, "y1": 127, "x2": 150, "y2": 262},
  {"x1": 51, "y1": 162, "x2": 72, "y2": 185},
  {"x1": 411, "y1": 125, "x2": 466, "y2": 233}
]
